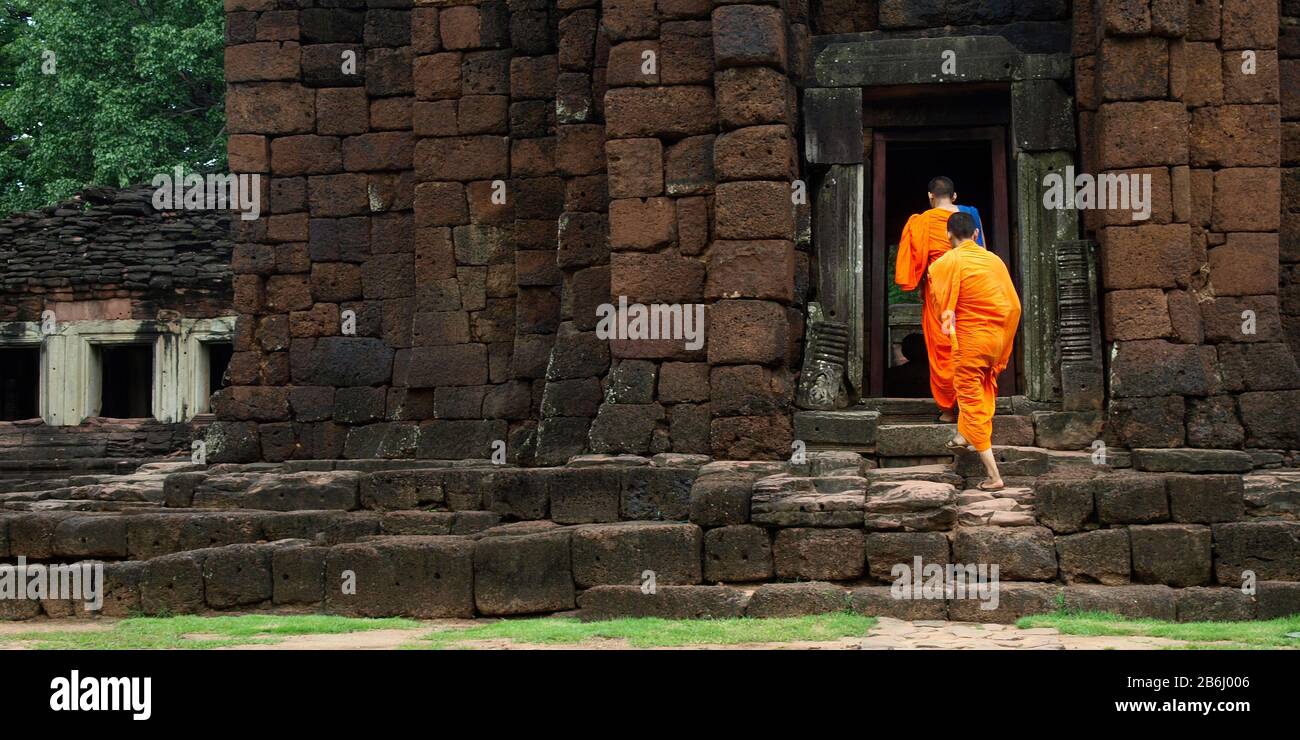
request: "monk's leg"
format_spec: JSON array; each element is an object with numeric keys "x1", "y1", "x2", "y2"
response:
[
  {"x1": 920, "y1": 286, "x2": 956, "y2": 417},
  {"x1": 952, "y1": 361, "x2": 1003, "y2": 487}
]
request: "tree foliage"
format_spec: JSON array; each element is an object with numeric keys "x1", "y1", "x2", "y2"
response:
[{"x1": 0, "y1": 0, "x2": 224, "y2": 214}]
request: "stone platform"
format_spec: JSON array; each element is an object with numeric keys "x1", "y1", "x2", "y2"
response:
[{"x1": 1, "y1": 449, "x2": 1298, "y2": 623}]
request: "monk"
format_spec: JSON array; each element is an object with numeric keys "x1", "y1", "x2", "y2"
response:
[
  {"x1": 927, "y1": 211, "x2": 1021, "y2": 491},
  {"x1": 894, "y1": 176, "x2": 985, "y2": 422}
]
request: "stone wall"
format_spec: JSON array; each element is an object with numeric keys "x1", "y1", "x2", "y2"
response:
[
  {"x1": 1281, "y1": 3, "x2": 1300, "y2": 374},
  {"x1": 214, "y1": 0, "x2": 810, "y2": 463},
  {"x1": 811, "y1": 0, "x2": 1071, "y2": 53},
  {"x1": 214, "y1": 0, "x2": 1299, "y2": 464},
  {"x1": 2, "y1": 449, "x2": 1297, "y2": 622},
  {"x1": 1076, "y1": 0, "x2": 1300, "y2": 451},
  {"x1": 0, "y1": 185, "x2": 232, "y2": 322}
]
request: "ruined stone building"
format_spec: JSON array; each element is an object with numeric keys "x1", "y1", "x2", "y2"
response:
[
  {"x1": 208, "y1": 0, "x2": 1300, "y2": 467},
  {"x1": 0, "y1": 1, "x2": 1298, "y2": 624},
  {"x1": 0, "y1": 186, "x2": 233, "y2": 474}
]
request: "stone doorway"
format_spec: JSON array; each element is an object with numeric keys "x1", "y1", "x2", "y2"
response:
[
  {"x1": 798, "y1": 35, "x2": 1094, "y2": 412},
  {"x1": 870, "y1": 125, "x2": 1016, "y2": 398}
]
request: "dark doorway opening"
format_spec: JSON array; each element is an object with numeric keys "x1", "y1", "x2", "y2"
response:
[
  {"x1": 99, "y1": 345, "x2": 154, "y2": 419},
  {"x1": 206, "y1": 341, "x2": 233, "y2": 397},
  {"x1": 0, "y1": 347, "x2": 40, "y2": 420},
  {"x1": 870, "y1": 126, "x2": 1016, "y2": 398}
]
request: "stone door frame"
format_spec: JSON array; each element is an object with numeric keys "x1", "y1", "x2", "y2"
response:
[{"x1": 800, "y1": 34, "x2": 1096, "y2": 409}]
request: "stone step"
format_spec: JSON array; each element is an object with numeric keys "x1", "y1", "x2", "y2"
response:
[
  {"x1": 0, "y1": 508, "x2": 508, "y2": 563},
  {"x1": 792, "y1": 410, "x2": 879, "y2": 452},
  {"x1": 857, "y1": 396, "x2": 1017, "y2": 416},
  {"x1": 876, "y1": 423, "x2": 958, "y2": 457}
]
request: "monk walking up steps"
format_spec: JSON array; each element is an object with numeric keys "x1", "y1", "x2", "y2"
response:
[
  {"x1": 928, "y1": 211, "x2": 1021, "y2": 491},
  {"x1": 894, "y1": 176, "x2": 985, "y2": 422}
]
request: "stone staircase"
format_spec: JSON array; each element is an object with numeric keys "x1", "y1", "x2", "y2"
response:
[
  {"x1": 795, "y1": 397, "x2": 1040, "y2": 467},
  {"x1": 1, "y1": 447, "x2": 1296, "y2": 623}
]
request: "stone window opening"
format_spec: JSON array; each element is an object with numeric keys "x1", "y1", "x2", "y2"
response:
[
  {"x1": 0, "y1": 346, "x2": 41, "y2": 421},
  {"x1": 91, "y1": 343, "x2": 155, "y2": 420},
  {"x1": 196, "y1": 340, "x2": 233, "y2": 414}
]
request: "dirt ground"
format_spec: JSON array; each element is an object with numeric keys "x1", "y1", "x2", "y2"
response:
[{"x1": 0, "y1": 616, "x2": 1224, "y2": 650}]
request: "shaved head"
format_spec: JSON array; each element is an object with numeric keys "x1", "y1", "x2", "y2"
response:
[
  {"x1": 928, "y1": 176, "x2": 955, "y2": 199},
  {"x1": 946, "y1": 210, "x2": 977, "y2": 240}
]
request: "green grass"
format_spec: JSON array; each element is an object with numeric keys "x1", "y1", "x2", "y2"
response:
[
  {"x1": 418, "y1": 613, "x2": 877, "y2": 649},
  {"x1": 0, "y1": 614, "x2": 423, "y2": 650},
  {"x1": 1017, "y1": 611, "x2": 1300, "y2": 649}
]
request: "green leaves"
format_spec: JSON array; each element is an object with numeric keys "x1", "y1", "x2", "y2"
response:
[{"x1": 0, "y1": 0, "x2": 225, "y2": 214}]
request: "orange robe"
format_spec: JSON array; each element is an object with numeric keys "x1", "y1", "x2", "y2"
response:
[
  {"x1": 926, "y1": 240, "x2": 1021, "y2": 452},
  {"x1": 895, "y1": 208, "x2": 959, "y2": 409}
]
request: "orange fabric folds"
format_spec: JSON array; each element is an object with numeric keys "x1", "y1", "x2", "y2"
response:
[
  {"x1": 926, "y1": 240, "x2": 1021, "y2": 452},
  {"x1": 895, "y1": 208, "x2": 958, "y2": 408}
]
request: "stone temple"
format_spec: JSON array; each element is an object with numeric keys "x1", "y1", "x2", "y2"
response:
[{"x1": 0, "y1": 0, "x2": 1298, "y2": 623}]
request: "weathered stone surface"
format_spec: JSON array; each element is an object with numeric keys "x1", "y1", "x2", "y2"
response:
[
  {"x1": 570, "y1": 522, "x2": 702, "y2": 587},
  {"x1": 806, "y1": 451, "x2": 868, "y2": 477},
  {"x1": 1175, "y1": 587, "x2": 1256, "y2": 622},
  {"x1": 1062, "y1": 584, "x2": 1177, "y2": 620},
  {"x1": 1056, "y1": 529, "x2": 1131, "y2": 585},
  {"x1": 773, "y1": 528, "x2": 865, "y2": 581},
  {"x1": 1243, "y1": 472, "x2": 1300, "y2": 519},
  {"x1": 688, "y1": 474, "x2": 753, "y2": 526},
  {"x1": 744, "y1": 581, "x2": 848, "y2": 617},
  {"x1": 1131, "y1": 448, "x2": 1254, "y2": 474},
  {"x1": 876, "y1": 423, "x2": 955, "y2": 457},
  {"x1": 703, "y1": 525, "x2": 773, "y2": 582},
  {"x1": 359, "y1": 469, "x2": 445, "y2": 510},
  {"x1": 473, "y1": 529, "x2": 575, "y2": 615},
  {"x1": 203, "y1": 543, "x2": 275, "y2": 608},
  {"x1": 1108, "y1": 395, "x2": 1187, "y2": 448},
  {"x1": 1167, "y1": 474, "x2": 1246, "y2": 523},
  {"x1": 953, "y1": 526, "x2": 1058, "y2": 581},
  {"x1": 1033, "y1": 478, "x2": 1096, "y2": 533},
  {"x1": 1212, "y1": 521, "x2": 1300, "y2": 582},
  {"x1": 620, "y1": 466, "x2": 695, "y2": 520},
  {"x1": 190, "y1": 470, "x2": 361, "y2": 511},
  {"x1": 577, "y1": 585, "x2": 749, "y2": 620},
  {"x1": 1130, "y1": 524, "x2": 1212, "y2": 587},
  {"x1": 272, "y1": 545, "x2": 328, "y2": 605},
  {"x1": 862, "y1": 531, "x2": 950, "y2": 581},
  {"x1": 324, "y1": 536, "x2": 475, "y2": 618},
  {"x1": 947, "y1": 582, "x2": 1060, "y2": 625},
  {"x1": 1256, "y1": 581, "x2": 1300, "y2": 619},
  {"x1": 544, "y1": 467, "x2": 622, "y2": 524},
  {"x1": 100, "y1": 562, "x2": 145, "y2": 618},
  {"x1": 864, "y1": 480, "x2": 958, "y2": 531},
  {"x1": 750, "y1": 474, "x2": 866, "y2": 527},
  {"x1": 1032, "y1": 411, "x2": 1105, "y2": 450},
  {"x1": 1095, "y1": 474, "x2": 1169, "y2": 524},
  {"x1": 140, "y1": 550, "x2": 207, "y2": 615},
  {"x1": 52, "y1": 515, "x2": 128, "y2": 558},
  {"x1": 953, "y1": 446, "x2": 1049, "y2": 477},
  {"x1": 1238, "y1": 390, "x2": 1300, "y2": 449},
  {"x1": 848, "y1": 585, "x2": 948, "y2": 620}
]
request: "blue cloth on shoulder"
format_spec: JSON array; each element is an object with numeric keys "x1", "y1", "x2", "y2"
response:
[{"x1": 957, "y1": 204, "x2": 986, "y2": 246}]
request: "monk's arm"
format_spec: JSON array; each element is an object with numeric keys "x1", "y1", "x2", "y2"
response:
[{"x1": 894, "y1": 215, "x2": 923, "y2": 291}]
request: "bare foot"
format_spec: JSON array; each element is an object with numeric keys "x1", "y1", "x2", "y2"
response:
[
  {"x1": 938, "y1": 410, "x2": 955, "y2": 423},
  {"x1": 977, "y1": 479, "x2": 1005, "y2": 492}
]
